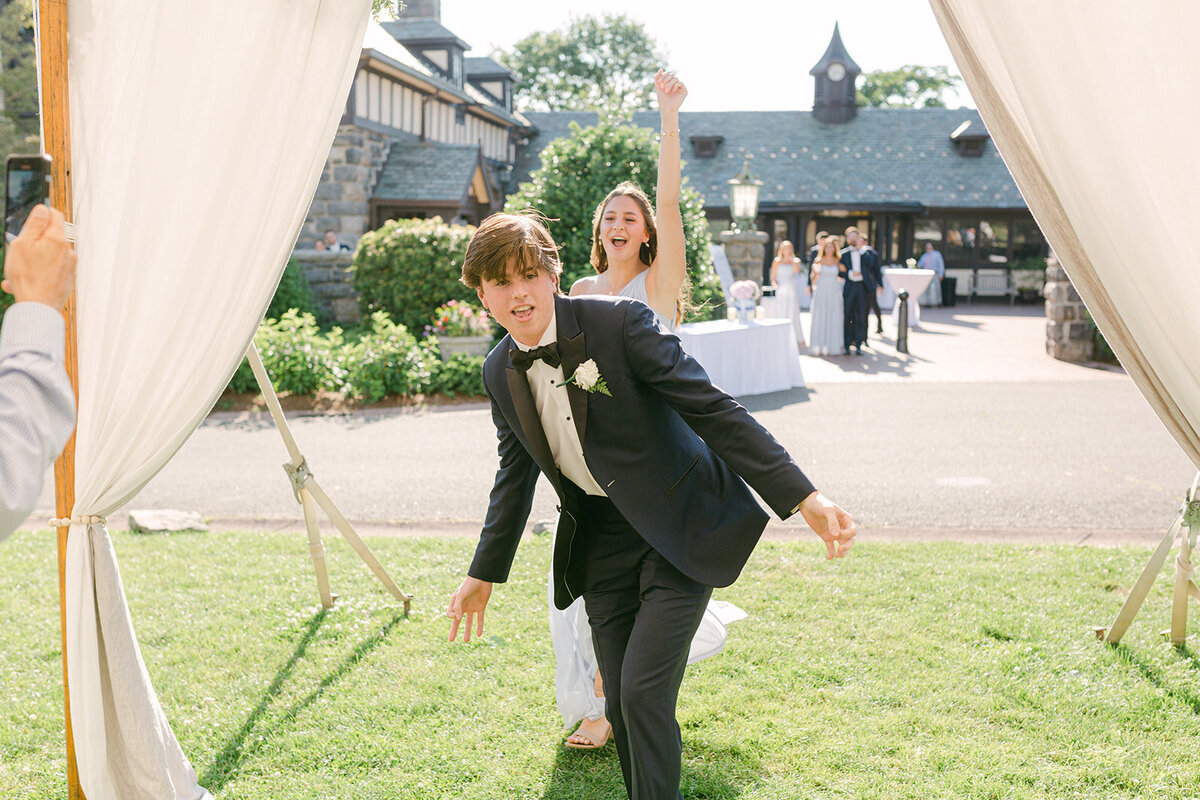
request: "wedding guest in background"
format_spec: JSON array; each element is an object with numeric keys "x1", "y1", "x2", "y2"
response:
[
  {"x1": 918, "y1": 241, "x2": 945, "y2": 306},
  {"x1": 839, "y1": 227, "x2": 877, "y2": 355},
  {"x1": 323, "y1": 230, "x2": 347, "y2": 252},
  {"x1": 314, "y1": 239, "x2": 327, "y2": 251},
  {"x1": 807, "y1": 230, "x2": 829, "y2": 292},
  {"x1": 807, "y1": 235, "x2": 845, "y2": 356},
  {"x1": 770, "y1": 240, "x2": 805, "y2": 347},
  {"x1": 853, "y1": 228, "x2": 884, "y2": 335},
  {"x1": 808, "y1": 230, "x2": 829, "y2": 265}
]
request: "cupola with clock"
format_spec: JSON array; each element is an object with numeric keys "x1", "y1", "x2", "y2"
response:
[{"x1": 810, "y1": 23, "x2": 862, "y2": 124}]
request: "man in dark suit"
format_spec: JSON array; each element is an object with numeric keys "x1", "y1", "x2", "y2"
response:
[
  {"x1": 447, "y1": 213, "x2": 856, "y2": 800},
  {"x1": 839, "y1": 227, "x2": 882, "y2": 354}
]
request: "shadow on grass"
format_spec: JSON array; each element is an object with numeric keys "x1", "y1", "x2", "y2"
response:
[
  {"x1": 1113, "y1": 643, "x2": 1200, "y2": 714},
  {"x1": 199, "y1": 608, "x2": 405, "y2": 791},
  {"x1": 538, "y1": 735, "x2": 762, "y2": 799}
]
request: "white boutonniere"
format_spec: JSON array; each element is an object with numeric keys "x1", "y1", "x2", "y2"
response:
[{"x1": 557, "y1": 358, "x2": 611, "y2": 396}]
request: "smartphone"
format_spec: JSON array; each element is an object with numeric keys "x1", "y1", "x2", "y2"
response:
[{"x1": 4, "y1": 154, "x2": 52, "y2": 244}]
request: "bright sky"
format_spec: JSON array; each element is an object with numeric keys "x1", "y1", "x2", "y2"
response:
[{"x1": 438, "y1": 0, "x2": 975, "y2": 111}]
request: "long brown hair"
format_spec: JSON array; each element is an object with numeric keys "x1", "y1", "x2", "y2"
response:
[
  {"x1": 817, "y1": 236, "x2": 842, "y2": 261},
  {"x1": 590, "y1": 181, "x2": 657, "y2": 273}
]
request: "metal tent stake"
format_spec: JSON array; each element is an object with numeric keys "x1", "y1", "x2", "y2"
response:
[
  {"x1": 1097, "y1": 472, "x2": 1200, "y2": 646},
  {"x1": 246, "y1": 343, "x2": 412, "y2": 616}
]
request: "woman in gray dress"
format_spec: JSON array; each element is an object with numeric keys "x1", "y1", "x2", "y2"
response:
[{"x1": 807, "y1": 236, "x2": 846, "y2": 355}]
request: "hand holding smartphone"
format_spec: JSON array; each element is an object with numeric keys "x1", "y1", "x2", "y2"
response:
[
  {"x1": 1, "y1": 154, "x2": 75, "y2": 310},
  {"x1": 4, "y1": 154, "x2": 53, "y2": 244}
]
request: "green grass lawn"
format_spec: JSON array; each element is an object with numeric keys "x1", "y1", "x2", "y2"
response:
[{"x1": 1, "y1": 530, "x2": 1199, "y2": 799}]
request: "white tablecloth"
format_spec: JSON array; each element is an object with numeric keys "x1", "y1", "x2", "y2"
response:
[
  {"x1": 676, "y1": 319, "x2": 805, "y2": 396},
  {"x1": 883, "y1": 268, "x2": 935, "y2": 327}
]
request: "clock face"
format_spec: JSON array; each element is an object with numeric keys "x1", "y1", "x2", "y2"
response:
[{"x1": 827, "y1": 62, "x2": 846, "y2": 82}]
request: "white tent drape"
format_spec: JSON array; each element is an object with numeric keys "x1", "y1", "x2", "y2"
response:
[
  {"x1": 61, "y1": 1, "x2": 371, "y2": 796},
  {"x1": 929, "y1": 0, "x2": 1200, "y2": 470}
]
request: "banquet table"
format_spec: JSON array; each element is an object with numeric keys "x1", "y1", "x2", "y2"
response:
[
  {"x1": 882, "y1": 268, "x2": 936, "y2": 328},
  {"x1": 676, "y1": 318, "x2": 805, "y2": 396}
]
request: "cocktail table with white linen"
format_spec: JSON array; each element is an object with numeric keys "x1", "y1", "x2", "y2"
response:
[{"x1": 675, "y1": 318, "x2": 805, "y2": 396}]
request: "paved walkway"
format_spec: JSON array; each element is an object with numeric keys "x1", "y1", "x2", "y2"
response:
[
  {"x1": 27, "y1": 302, "x2": 1194, "y2": 546},
  {"x1": 796, "y1": 303, "x2": 1125, "y2": 384}
]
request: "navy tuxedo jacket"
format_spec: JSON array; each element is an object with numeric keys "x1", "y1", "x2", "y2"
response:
[
  {"x1": 839, "y1": 247, "x2": 881, "y2": 295},
  {"x1": 468, "y1": 293, "x2": 817, "y2": 610}
]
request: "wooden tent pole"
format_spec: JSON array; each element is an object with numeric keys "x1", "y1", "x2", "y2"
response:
[{"x1": 39, "y1": 0, "x2": 84, "y2": 797}]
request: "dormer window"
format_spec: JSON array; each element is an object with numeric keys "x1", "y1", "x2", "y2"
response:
[
  {"x1": 383, "y1": 19, "x2": 470, "y2": 89},
  {"x1": 422, "y1": 48, "x2": 448, "y2": 71},
  {"x1": 465, "y1": 57, "x2": 516, "y2": 113},
  {"x1": 689, "y1": 135, "x2": 724, "y2": 159},
  {"x1": 950, "y1": 120, "x2": 989, "y2": 157}
]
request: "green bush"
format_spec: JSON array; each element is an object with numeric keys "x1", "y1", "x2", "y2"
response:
[
  {"x1": 223, "y1": 310, "x2": 489, "y2": 402},
  {"x1": 428, "y1": 353, "x2": 486, "y2": 397},
  {"x1": 351, "y1": 217, "x2": 477, "y2": 334},
  {"x1": 505, "y1": 120, "x2": 724, "y2": 321},
  {"x1": 341, "y1": 311, "x2": 437, "y2": 403},
  {"x1": 251, "y1": 310, "x2": 345, "y2": 396},
  {"x1": 266, "y1": 258, "x2": 319, "y2": 322}
]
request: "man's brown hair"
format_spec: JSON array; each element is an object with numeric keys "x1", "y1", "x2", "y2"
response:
[{"x1": 460, "y1": 212, "x2": 562, "y2": 290}]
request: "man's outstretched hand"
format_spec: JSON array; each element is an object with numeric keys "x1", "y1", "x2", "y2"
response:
[
  {"x1": 798, "y1": 492, "x2": 857, "y2": 559},
  {"x1": 447, "y1": 576, "x2": 492, "y2": 643}
]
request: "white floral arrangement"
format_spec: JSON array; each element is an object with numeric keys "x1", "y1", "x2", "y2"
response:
[
  {"x1": 558, "y1": 358, "x2": 611, "y2": 396},
  {"x1": 729, "y1": 280, "x2": 761, "y2": 301},
  {"x1": 905, "y1": 258, "x2": 918, "y2": 269}
]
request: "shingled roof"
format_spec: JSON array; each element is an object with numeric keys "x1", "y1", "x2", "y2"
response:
[
  {"x1": 381, "y1": 18, "x2": 470, "y2": 49},
  {"x1": 465, "y1": 56, "x2": 513, "y2": 79},
  {"x1": 373, "y1": 142, "x2": 489, "y2": 203},
  {"x1": 515, "y1": 108, "x2": 1026, "y2": 211}
]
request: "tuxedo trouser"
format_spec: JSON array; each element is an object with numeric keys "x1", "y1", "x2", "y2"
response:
[
  {"x1": 867, "y1": 285, "x2": 883, "y2": 330},
  {"x1": 843, "y1": 281, "x2": 868, "y2": 348},
  {"x1": 570, "y1": 490, "x2": 712, "y2": 800}
]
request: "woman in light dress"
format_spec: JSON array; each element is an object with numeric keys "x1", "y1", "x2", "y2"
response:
[
  {"x1": 807, "y1": 236, "x2": 845, "y2": 355},
  {"x1": 770, "y1": 240, "x2": 806, "y2": 347},
  {"x1": 556, "y1": 69, "x2": 744, "y2": 751}
]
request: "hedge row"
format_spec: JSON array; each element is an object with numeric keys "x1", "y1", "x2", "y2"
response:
[
  {"x1": 351, "y1": 217, "x2": 478, "y2": 336},
  {"x1": 228, "y1": 309, "x2": 486, "y2": 402}
]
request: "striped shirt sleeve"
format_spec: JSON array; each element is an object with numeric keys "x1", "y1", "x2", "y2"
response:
[{"x1": 0, "y1": 302, "x2": 75, "y2": 540}]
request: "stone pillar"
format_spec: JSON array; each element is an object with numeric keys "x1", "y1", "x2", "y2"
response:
[
  {"x1": 1044, "y1": 253, "x2": 1094, "y2": 361},
  {"x1": 719, "y1": 229, "x2": 769, "y2": 284}
]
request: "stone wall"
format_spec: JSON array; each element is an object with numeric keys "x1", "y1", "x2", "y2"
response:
[
  {"x1": 299, "y1": 124, "x2": 392, "y2": 252},
  {"x1": 291, "y1": 251, "x2": 359, "y2": 325},
  {"x1": 1043, "y1": 253, "x2": 1094, "y2": 362}
]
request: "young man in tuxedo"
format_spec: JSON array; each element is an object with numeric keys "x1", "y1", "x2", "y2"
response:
[
  {"x1": 839, "y1": 227, "x2": 882, "y2": 354},
  {"x1": 447, "y1": 213, "x2": 856, "y2": 800}
]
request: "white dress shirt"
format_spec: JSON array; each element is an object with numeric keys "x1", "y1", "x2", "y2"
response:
[
  {"x1": 848, "y1": 248, "x2": 864, "y2": 281},
  {"x1": 0, "y1": 302, "x2": 76, "y2": 540},
  {"x1": 515, "y1": 309, "x2": 607, "y2": 497}
]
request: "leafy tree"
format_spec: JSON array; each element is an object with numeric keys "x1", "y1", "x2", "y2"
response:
[
  {"x1": 0, "y1": 0, "x2": 39, "y2": 157},
  {"x1": 856, "y1": 65, "x2": 962, "y2": 108},
  {"x1": 505, "y1": 120, "x2": 723, "y2": 321},
  {"x1": 497, "y1": 14, "x2": 667, "y2": 114}
]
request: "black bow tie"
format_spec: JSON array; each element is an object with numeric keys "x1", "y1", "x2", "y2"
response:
[{"x1": 511, "y1": 342, "x2": 560, "y2": 373}]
